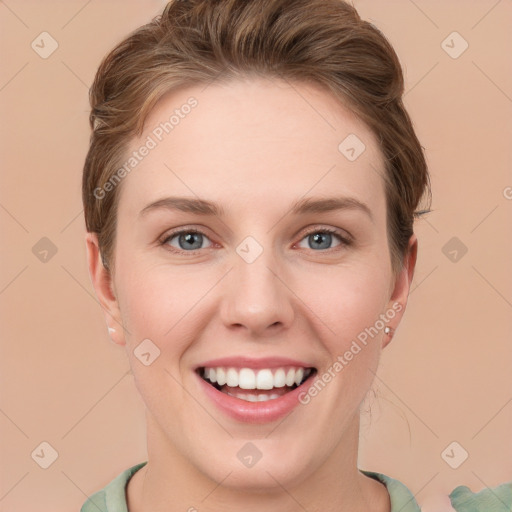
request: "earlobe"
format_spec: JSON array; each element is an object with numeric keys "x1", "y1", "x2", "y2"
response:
[
  {"x1": 85, "y1": 232, "x2": 126, "y2": 346},
  {"x1": 382, "y1": 325, "x2": 396, "y2": 348},
  {"x1": 107, "y1": 326, "x2": 123, "y2": 345}
]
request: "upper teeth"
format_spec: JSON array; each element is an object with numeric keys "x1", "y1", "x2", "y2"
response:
[{"x1": 202, "y1": 367, "x2": 311, "y2": 390}]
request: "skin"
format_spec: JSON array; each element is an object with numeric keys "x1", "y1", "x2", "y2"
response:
[{"x1": 86, "y1": 76, "x2": 417, "y2": 512}]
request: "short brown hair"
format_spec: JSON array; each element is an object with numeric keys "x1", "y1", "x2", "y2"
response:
[{"x1": 83, "y1": 0, "x2": 431, "y2": 275}]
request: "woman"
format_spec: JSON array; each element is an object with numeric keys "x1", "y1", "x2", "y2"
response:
[{"x1": 80, "y1": 1, "x2": 510, "y2": 510}]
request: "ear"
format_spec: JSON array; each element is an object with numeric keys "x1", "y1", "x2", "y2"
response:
[
  {"x1": 382, "y1": 233, "x2": 418, "y2": 348},
  {"x1": 85, "y1": 232, "x2": 126, "y2": 346}
]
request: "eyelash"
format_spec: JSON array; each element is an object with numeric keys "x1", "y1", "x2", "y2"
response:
[{"x1": 159, "y1": 226, "x2": 353, "y2": 255}]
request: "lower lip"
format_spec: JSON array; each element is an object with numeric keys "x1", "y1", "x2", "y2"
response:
[{"x1": 197, "y1": 372, "x2": 315, "y2": 424}]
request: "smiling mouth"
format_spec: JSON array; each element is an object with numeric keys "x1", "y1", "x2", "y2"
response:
[{"x1": 198, "y1": 366, "x2": 317, "y2": 402}]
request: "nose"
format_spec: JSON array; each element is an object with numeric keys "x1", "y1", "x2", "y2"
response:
[{"x1": 219, "y1": 245, "x2": 295, "y2": 337}]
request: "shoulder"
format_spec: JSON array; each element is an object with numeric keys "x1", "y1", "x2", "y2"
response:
[
  {"x1": 80, "y1": 461, "x2": 148, "y2": 512},
  {"x1": 360, "y1": 469, "x2": 421, "y2": 511},
  {"x1": 361, "y1": 470, "x2": 512, "y2": 512},
  {"x1": 449, "y1": 480, "x2": 512, "y2": 512}
]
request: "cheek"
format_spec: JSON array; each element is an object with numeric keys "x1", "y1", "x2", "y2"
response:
[
  {"x1": 294, "y1": 262, "x2": 391, "y2": 348},
  {"x1": 115, "y1": 265, "x2": 197, "y2": 412},
  {"x1": 116, "y1": 260, "x2": 199, "y2": 340},
  {"x1": 114, "y1": 260, "x2": 219, "y2": 396}
]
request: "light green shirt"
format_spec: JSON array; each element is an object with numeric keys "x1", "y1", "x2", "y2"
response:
[{"x1": 80, "y1": 461, "x2": 512, "y2": 512}]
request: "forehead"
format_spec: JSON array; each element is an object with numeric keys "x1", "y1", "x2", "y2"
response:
[{"x1": 117, "y1": 77, "x2": 387, "y2": 220}]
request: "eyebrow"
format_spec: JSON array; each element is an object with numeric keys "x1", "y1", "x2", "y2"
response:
[{"x1": 139, "y1": 195, "x2": 373, "y2": 221}]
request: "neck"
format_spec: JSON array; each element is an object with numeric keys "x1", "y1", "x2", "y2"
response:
[{"x1": 127, "y1": 412, "x2": 390, "y2": 512}]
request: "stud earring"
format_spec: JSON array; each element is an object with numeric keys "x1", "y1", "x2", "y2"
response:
[{"x1": 384, "y1": 326, "x2": 395, "y2": 336}]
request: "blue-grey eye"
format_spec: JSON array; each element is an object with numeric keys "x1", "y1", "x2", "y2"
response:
[
  {"x1": 297, "y1": 230, "x2": 342, "y2": 250},
  {"x1": 166, "y1": 231, "x2": 211, "y2": 251}
]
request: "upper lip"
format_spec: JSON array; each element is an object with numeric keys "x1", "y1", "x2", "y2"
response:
[{"x1": 195, "y1": 356, "x2": 315, "y2": 370}]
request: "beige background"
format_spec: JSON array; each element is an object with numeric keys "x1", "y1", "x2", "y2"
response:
[{"x1": 1, "y1": 1, "x2": 511, "y2": 510}]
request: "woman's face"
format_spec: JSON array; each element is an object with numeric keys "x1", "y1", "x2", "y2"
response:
[{"x1": 88, "y1": 77, "x2": 415, "y2": 490}]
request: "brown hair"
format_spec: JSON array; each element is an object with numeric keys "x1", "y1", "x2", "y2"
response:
[{"x1": 83, "y1": 0, "x2": 431, "y2": 276}]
